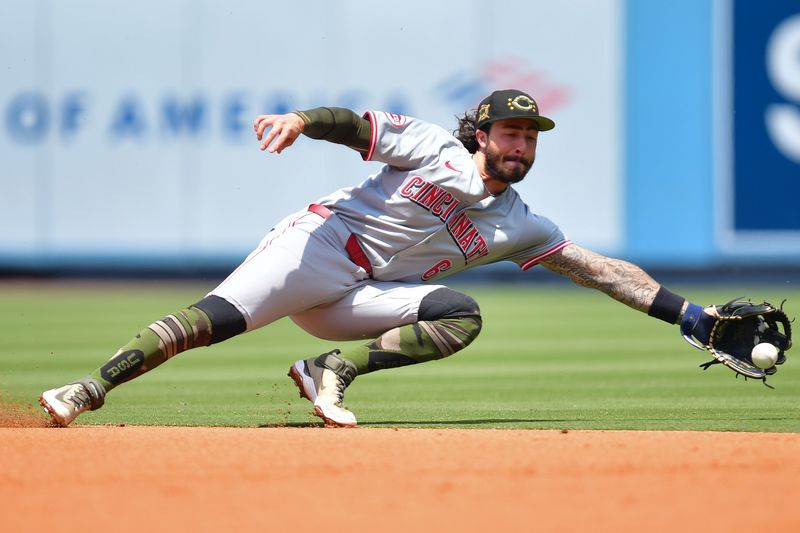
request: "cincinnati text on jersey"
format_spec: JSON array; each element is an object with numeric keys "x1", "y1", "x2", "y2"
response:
[{"x1": 398, "y1": 176, "x2": 489, "y2": 263}]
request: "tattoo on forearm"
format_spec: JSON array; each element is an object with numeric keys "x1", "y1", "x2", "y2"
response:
[{"x1": 539, "y1": 244, "x2": 661, "y2": 312}]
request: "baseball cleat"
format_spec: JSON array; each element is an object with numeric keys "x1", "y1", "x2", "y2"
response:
[
  {"x1": 288, "y1": 349, "x2": 358, "y2": 427},
  {"x1": 39, "y1": 378, "x2": 106, "y2": 427}
]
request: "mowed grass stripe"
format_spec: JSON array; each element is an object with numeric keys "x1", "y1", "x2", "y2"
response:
[{"x1": 0, "y1": 281, "x2": 798, "y2": 430}]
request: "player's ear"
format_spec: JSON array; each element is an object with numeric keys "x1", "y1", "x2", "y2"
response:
[{"x1": 475, "y1": 128, "x2": 489, "y2": 150}]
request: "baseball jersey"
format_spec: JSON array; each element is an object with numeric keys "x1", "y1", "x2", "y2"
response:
[{"x1": 314, "y1": 111, "x2": 571, "y2": 283}]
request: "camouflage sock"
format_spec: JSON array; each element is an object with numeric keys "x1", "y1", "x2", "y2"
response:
[
  {"x1": 338, "y1": 316, "x2": 482, "y2": 375},
  {"x1": 89, "y1": 306, "x2": 212, "y2": 392}
]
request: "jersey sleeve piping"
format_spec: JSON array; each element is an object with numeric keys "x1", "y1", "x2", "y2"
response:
[
  {"x1": 519, "y1": 240, "x2": 573, "y2": 271},
  {"x1": 362, "y1": 111, "x2": 378, "y2": 161}
]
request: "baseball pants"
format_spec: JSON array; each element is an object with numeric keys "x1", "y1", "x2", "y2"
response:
[{"x1": 209, "y1": 207, "x2": 444, "y2": 341}]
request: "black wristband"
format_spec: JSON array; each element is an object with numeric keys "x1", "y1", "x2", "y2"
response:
[{"x1": 648, "y1": 286, "x2": 686, "y2": 324}]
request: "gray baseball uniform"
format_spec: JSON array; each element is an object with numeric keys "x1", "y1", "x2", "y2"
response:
[
  {"x1": 37, "y1": 96, "x2": 581, "y2": 429},
  {"x1": 209, "y1": 110, "x2": 570, "y2": 341}
]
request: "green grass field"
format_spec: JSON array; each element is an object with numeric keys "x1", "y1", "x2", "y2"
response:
[{"x1": 1, "y1": 280, "x2": 798, "y2": 431}]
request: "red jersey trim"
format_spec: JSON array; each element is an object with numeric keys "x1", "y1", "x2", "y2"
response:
[
  {"x1": 362, "y1": 111, "x2": 378, "y2": 161},
  {"x1": 308, "y1": 204, "x2": 373, "y2": 276},
  {"x1": 520, "y1": 240, "x2": 573, "y2": 271}
]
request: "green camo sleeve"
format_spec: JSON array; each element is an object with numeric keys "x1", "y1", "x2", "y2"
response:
[{"x1": 293, "y1": 107, "x2": 371, "y2": 152}]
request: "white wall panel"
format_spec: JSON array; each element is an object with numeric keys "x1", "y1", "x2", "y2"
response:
[{"x1": 0, "y1": 0, "x2": 622, "y2": 265}]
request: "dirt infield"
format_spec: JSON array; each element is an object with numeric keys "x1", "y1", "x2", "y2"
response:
[{"x1": 1, "y1": 424, "x2": 799, "y2": 533}]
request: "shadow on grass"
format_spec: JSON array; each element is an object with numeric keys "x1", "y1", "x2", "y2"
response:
[
  {"x1": 258, "y1": 418, "x2": 585, "y2": 428},
  {"x1": 362, "y1": 419, "x2": 586, "y2": 426},
  {"x1": 258, "y1": 414, "x2": 799, "y2": 430}
]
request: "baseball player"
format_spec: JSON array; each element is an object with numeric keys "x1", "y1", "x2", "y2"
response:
[{"x1": 39, "y1": 89, "x2": 719, "y2": 427}]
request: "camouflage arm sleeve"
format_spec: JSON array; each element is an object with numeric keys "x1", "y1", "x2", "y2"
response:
[{"x1": 293, "y1": 107, "x2": 371, "y2": 152}]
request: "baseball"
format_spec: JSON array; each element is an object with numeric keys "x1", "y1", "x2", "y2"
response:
[{"x1": 751, "y1": 342, "x2": 779, "y2": 369}]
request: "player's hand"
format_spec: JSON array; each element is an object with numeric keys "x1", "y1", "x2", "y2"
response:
[{"x1": 253, "y1": 113, "x2": 305, "y2": 154}]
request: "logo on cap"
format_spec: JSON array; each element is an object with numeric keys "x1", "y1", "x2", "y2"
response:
[
  {"x1": 478, "y1": 103, "x2": 491, "y2": 122},
  {"x1": 508, "y1": 95, "x2": 537, "y2": 113}
]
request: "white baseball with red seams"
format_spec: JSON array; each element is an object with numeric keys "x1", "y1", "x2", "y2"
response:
[
  {"x1": 751, "y1": 342, "x2": 779, "y2": 368},
  {"x1": 208, "y1": 110, "x2": 570, "y2": 341}
]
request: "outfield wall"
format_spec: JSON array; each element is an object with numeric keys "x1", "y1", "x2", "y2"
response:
[
  {"x1": 1, "y1": 0, "x2": 798, "y2": 273},
  {"x1": 626, "y1": 0, "x2": 800, "y2": 265}
]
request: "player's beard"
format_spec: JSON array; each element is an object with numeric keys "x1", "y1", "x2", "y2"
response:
[{"x1": 484, "y1": 145, "x2": 533, "y2": 185}]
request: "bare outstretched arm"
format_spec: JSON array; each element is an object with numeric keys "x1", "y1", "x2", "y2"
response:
[
  {"x1": 540, "y1": 242, "x2": 724, "y2": 351},
  {"x1": 538, "y1": 243, "x2": 676, "y2": 313}
]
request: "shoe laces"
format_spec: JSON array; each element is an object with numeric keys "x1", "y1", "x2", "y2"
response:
[
  {"x1": 63, "y1": 384, "x2": 91, "y2": 410},
  {"x1": 333, "y1": 375, "x2": 347, "y2": 406}
]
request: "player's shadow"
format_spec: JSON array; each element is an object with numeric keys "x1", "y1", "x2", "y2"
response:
[
  {"x1": 361, "y1": 418, "x2": 586, "y2": 426},
  {"x1": 262, "y1": 414, "x2": 798, "y2": 428},
  {"x1": 260, "y1": 418, "x2": 586, "y2": 428}
]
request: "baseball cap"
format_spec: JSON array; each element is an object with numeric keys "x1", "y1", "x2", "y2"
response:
[{"x1": 475, "y1": 89, "x2": 555, "y2": 131}]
